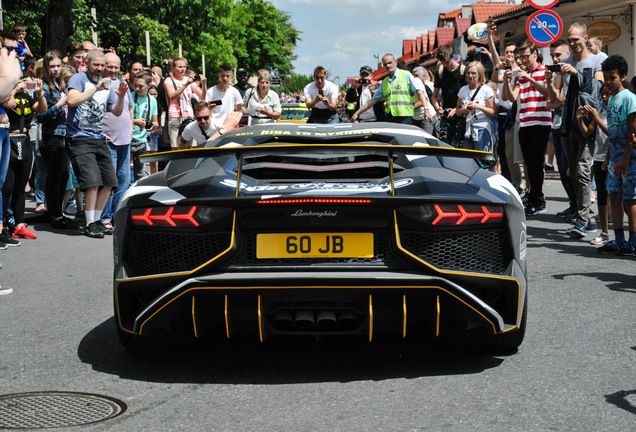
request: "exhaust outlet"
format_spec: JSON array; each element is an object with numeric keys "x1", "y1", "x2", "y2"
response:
[
  {"x1": 316, "y1": 310, "x2": 337, "y2": 328},
  {"x1": 273, "y1": 310, "x2": 293, "y2": 328},
  {"x1": 338, "y1": 310, "x2": 358, "y2": 328},
  {"x1": 294, "y1": 310, "x2": 315, "y2": 329}
]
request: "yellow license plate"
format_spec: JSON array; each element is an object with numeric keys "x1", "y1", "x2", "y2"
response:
[{"x1": 256, "y1": 233, "x2": 374, "y2": 259}]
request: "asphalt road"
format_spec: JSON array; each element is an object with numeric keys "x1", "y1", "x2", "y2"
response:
[{"x1": 0, "y1": 173, "x2": 635, "y2": 431}]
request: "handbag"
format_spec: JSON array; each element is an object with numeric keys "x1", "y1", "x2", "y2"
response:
[
  {"x1": 455, "y1": 84, "x2": 483, "y2": 144},
  {"x1": 9, "y1": 134, "x2": 28, "y2": 161}
]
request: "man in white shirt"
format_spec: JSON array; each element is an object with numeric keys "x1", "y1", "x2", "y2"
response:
[
  {"x1": 205, "y1": 63, "x2": 243, "y2": 123},
  {"x1": 304, "y1": 66, "x2": 340, "y2": 124},
  {"x1": 179, "y1": 101, "x2": 242, "y2": 148}
]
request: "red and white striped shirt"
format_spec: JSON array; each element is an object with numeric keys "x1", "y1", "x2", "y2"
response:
[{"x1": 518, "y1": 63, "x2": 552, "y2": 127}]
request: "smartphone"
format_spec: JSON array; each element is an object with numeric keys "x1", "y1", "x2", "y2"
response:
[
  {"x1": 25, "y1": 81, "x2": 37, "y2": 91},
  {"x1": 238, "y1": 113, "x2": 251, "y2": 127},
  {"x1": 208, "y1": 99, "x2": 223, "y2": 106},
  {"x1": 105, "y1": 80, "x2": 119, "y2": 90},
  {"x1": 546, "y1": 64, "x2": 561, "y2": 73},
  {"x1": 503, "y1": 65, "x2": 512, "y2": 70},
  {"x1": 318, "y1": 90, "x2": 324, "y2": 96}
]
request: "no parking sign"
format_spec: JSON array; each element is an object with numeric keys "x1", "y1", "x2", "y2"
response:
[{"x1": 526, "y1": 9, "x2": 563, "y2": 47}]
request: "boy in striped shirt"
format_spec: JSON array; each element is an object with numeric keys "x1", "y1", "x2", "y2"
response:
[{"x1": 503, "y1": 41, "x2": 552, "y2": 215}]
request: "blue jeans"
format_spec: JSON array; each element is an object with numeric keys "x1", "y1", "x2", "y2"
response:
[
  {"x1": 464, "y1": 127, "x2": 494, "y2": 170},
  {"x1": 32, "y1": 140, "x2": 47, "y2": 205},
  {"x1": 101, "y1": 142, "x2": 130, "y2": 224},
  {"x1": 0, "y1": 129, "x2": 10, "y2": 219}
]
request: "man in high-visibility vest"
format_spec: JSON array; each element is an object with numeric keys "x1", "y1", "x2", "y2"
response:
[{"x1": 351, "y1": 53, "x2": 427, "y2": 124}]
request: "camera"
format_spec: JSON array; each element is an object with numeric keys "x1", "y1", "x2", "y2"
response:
[
  {"x1": 144, "y1": 122, "x2": 154, "y2": 130},
  {"x1": 358, "y1": 78, "x2": 367, "y2": 84}
]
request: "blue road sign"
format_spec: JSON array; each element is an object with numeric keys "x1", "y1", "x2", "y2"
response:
[{"x1": 526, "y1": 10, "x2": 563, "y2": 47}]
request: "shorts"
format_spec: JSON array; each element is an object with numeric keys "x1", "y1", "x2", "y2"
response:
[
  {"x1": 606, "y1": 159, "x2": 636, "y2": 200},
  {"x1": 66, "y1": 137, "x2": 118, "y2": 191},
  {"x1": 65, "y1": 165, "x2": 80, "y2": 191}
]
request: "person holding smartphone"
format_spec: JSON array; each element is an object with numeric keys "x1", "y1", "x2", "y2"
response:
[
  {"x1": 503, "y1": 40, "x2": 552, "y2": 216},
  {"x1": 304, "y1": 66, "x2": 340, "y2": 124}
]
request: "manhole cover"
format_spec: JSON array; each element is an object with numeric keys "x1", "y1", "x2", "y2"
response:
[{"x1": 0, "y1": 391, "x2": 127, "y2": 429}]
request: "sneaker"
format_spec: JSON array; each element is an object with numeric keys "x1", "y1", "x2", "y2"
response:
[
  {"x1": 598, "y1": 240, "x2": 623, "y2": 254},
  {"x1": 64, "y1": 202, "x2": 77, "y2": 216},
  {"x1": 585, "y1": 222, "x2": 597, "y2": 234},
  {"x1": 567, "y1": 221, "x2": 587, "y2": 238},
  {"x1": 0, "y1": 232, "x2": 20, "y2": 247},
  {"x1": 525, "y1": 205, "x2": 547, "y2": 216},
  {"x1": 12, "y1": 225, "x2": 37, "y2": 239},
  {"x1": 95, "y1": 220, "x2": 114, "y2": 235},
  {"x1": 0, "y1": 285, "x2": 12, "y2": 295},
  {"x1": 545, "y1": 163, "x2": 555, "y2": 171},
  {"x1": 84, "y1": 222, "x2": 105, "y2": 239},
  {"x1": 0, "y1": 243, "x2": 6, "y2": 250},
  {"x1": 51, "y1": 216, "x2": 80, "y2": 230},
  {"x1": 557, "y1": 205, "x2": 577, "y2": 219},
  {"x1": 75, "y1": 210, "x2": 86, "y2": 220},
  {"x1": 618, "y1": 241, "x2": 636, "y2": 256},
  {"x1": 590, "y1": 233, "x2": 609, "y2": 245}
]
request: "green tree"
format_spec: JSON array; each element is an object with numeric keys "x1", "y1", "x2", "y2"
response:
[{"x1": 3, "y1": 0, "x2": 299, "y2": 79}]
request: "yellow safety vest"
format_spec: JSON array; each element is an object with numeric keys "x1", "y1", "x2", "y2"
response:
[{"x1": 382, "y1": 70, "x2": 414, "y2": 117}]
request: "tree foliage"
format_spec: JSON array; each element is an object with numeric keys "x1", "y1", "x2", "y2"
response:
[{"x1": 2, "y1": 0, "x2": 300, "y2": 79}]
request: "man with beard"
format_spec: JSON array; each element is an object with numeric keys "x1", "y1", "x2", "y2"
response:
[{"x1": 66, "y1": 49, "x2": 128, "y2": 238}]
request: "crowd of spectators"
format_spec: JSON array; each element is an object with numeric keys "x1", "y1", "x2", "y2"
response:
[{"x1": 0, "y1": 19, "x2": 634, "y2": 294}]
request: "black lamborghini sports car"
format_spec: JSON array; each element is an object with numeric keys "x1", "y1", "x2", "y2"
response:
[{"x1": 113, "y1": 122, "x2": 527, "y2": 350}]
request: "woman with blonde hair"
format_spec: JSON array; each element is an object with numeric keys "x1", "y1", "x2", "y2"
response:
[{"x1": 455, "y1": 61, "x2": 496, "y2": 159}]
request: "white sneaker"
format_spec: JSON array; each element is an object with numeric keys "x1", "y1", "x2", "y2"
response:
[{"x1": 0, "y1": 284, "x2": 13, "y2": 296}]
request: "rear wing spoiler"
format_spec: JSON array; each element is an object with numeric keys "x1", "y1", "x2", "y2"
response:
[
  {"x1": 141, "y1": 143, "x2": 493, "y2": 198},
  {"x1": 141, "y1": 143, "x2": 495, "y2": 163}
]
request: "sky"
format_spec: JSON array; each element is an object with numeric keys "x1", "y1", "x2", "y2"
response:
[{"x1": 270, "y1": 0, "x2": 464, "y2": 85}]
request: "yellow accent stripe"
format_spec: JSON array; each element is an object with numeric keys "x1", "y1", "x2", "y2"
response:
[
  {"x1": 258, "y1": 295, "x2": 263, "y2": 342},
  {"x1": 368, "y1": 295, "x2": 373, "y2": 342},
  {"x1": 436, "y1": 295, "x2": 440, "y2": 337},
  {"x1": 224, "y1": 295, "x2": 230, "y2": 339},
  {"x1": 402, "y1": 295, "x2": 407, "y2": 338},
  {"x1": 235, "y1": 155, "x2": 243, "y2": 198},
  {"x1": 191, "y1": 296, "x2": 198, "y2": 338}
]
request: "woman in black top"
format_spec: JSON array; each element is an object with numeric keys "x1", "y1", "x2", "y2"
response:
[{"x1": 2, "y1": 79, "x2": 46, "y2": 239}]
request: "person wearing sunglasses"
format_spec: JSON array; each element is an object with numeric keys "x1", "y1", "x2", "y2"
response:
[{"x1": 179, "y1": 101, "x2": 242, "y2": 149}]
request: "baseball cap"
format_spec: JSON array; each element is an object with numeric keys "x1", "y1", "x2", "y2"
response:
[{"x1": 359, "y1": 65, "x2": 373, "y2": 75}]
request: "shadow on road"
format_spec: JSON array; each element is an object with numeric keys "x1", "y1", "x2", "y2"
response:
[{"x1": 78, "y1": 318, "x2": 507, "y2": 384}]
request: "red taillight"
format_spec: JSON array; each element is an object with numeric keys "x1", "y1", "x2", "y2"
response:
[
  {"x1": 399, "y1": 204, "x2": 504, "y2": 226},
  {"x1": 131, "y1": 206, "x2": 200, "y2": 227},
  {"x1": 257, "y1": 198, "x2": 372, "y2": 205},
  {"x1": 432, "y1": 204, "x2": 503, "y2": 225}
]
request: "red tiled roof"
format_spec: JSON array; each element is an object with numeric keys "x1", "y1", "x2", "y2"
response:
[
  {"x1": 436, "y1": 27, "x2": 455, "y2": 47},
  {"x1": 439, "y1": 8, "x2": 461, "y2": 21},
  {"x1": 472, "y1": 1, "x2": 520, "y2": 24},
  {"x1": 488, "y1": 1, "x2": 530, "y2": 20},
  {"x1": 428, "y1": 31, "x2": 436, "y2": 48},
  {"x1": 421, "y1": 34, "x2": 428, "y2": 53},
  {"x1": 456, "y1": 17, "x2": 472, "y2": 36}
]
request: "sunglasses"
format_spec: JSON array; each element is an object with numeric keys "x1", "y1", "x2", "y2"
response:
[
  {"x1": 3, "y1": 46, "x2": 17, "y2": 53},
  {"x1": 196, "y1": 115, "x2": 210, "y2": 121}
]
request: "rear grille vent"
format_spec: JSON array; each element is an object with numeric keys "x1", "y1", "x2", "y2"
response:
[
  {"x1": 400, "y1": 230, "x2": 510, "y2": 274},
  {"x1": 126, "y1": 231, "x2": 231, "y2": 276}
]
